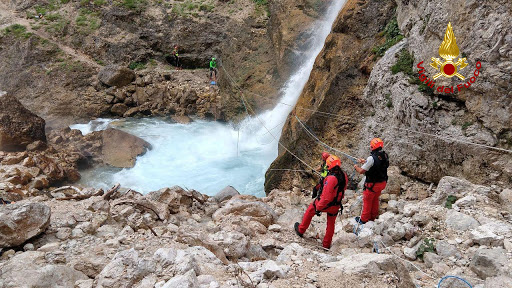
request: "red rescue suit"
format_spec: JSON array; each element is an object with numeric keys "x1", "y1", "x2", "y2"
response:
[{"x1": 298, "y1": 173, "x2": 347, "y2": 248}]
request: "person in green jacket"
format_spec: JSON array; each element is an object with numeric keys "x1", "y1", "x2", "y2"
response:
[
  {"x1": 173, "y1": 45, "x2": 181, "y2": 70},
  {"x1": 311, "y1": 152, "x2": 330, "y2": 198},
  {"x1": 209, "y1": 57, "x2": 218, "y2": 82}
]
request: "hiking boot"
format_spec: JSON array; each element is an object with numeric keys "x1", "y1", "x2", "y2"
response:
[
  {"x1": 294, "y1": 222, "x2": 303, "y2": 237},
  {"x1": 354, "y1": 216, "x2": 366, "y2": 224},
  {"x1": 322, "y1": 246, "x2": 331, "y2": 251}
]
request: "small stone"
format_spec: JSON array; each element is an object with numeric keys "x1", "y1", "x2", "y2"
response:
[
  {"x1": 23, "y1": 243, "x2": 35, "y2": 251},
  {"x1": 436, "y1": 240, "x2": 460, "y2": 259},
  {"x1": 75, "y1": 279, "x2": 94, "y2": 288},
  {"x1": 268, "y1": 224, "x2": 281, "y2": 232},
  {"x1": 504, "y1": 239, "x2": 512, "y2": 252},
  {"x1": 432, "y1": 262, "x2": 450, "y2": 275},
  {"x1": 0, "y1": 249, "x2": 15, "y2": 260},
  {"x1": 306, "y1": 272, "x2": 318, "y2": 282},
  {"x1": 470, "y1": 248, "x2": 508, "y2": 279},
  {"x1": 121, "y1": 226, "x2": 134, "y2": 235},
  {"x1": 38, "y1": 242, "x2": 60, "y2": 252}
]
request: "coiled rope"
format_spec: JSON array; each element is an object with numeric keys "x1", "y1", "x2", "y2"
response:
[{"x1": 437, "y1": 275, "x2": 473, "y2": 288}]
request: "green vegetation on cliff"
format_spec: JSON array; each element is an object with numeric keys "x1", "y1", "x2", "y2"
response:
[
  {"x1": 2, "y1": 24, "x2": 32, "y2": 39},
  {"x1": 372, "y1": 18, "x2": 404, "y2": 57},
  {"x1": 392, "y1": 48, "x2": 435, "y2": 96}
]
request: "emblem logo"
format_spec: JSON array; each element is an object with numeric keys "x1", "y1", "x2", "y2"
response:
[
  {"x1": 416, "y1": 22, "x2": 481, "y2": 94},
  {"x1": 430, "y1": 22, "x2": 468, "y2": 80}
]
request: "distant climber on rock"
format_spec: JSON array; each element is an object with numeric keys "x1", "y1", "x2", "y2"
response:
[
  {"x1": 353, "y1": 138, "x2": 389, "y2": 224},
  {"x1": 209, "y1": 57, "x2": 218, "y2": 83},
  {"x1": 311, "y1": 152, "x2": 330, "y2": 199},
  {"x1": 173, "y1": 45, "x2": 181, "y2": 70},
  {"x1": 295, "y1": 155, "x2": 348, "y2": 250}
]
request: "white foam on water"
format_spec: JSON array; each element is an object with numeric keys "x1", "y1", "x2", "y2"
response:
[{"x1": 73, "y1": 0, "x2": 347, "y2": 197}]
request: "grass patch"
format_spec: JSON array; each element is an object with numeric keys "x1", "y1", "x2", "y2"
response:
[
  {"x1": 416, "y1": 238, "x2": 435, "y2": 261},
  {"x1": 393, "y1": 48, "x2": 437, "y2": 97},
  {"x1": 171, "y1": 0, "x2": 215, "y2": 17},
  {"x1": 45, "y1": 13, "x2": 62, "y2": 22},
  {"x1": 59, "y1": 60, "x2": 85, "y2": 72},
  {"x1": 253, "y1": 0, "x2": 268, "y2": 5},
  {"x1": 94, "y1": 0, "x2": 106, "y2": 5},
  {"x1": 385, "y1": 94, "x2": 393, "y2": 108},
  {"x1": 391, "y1": 49, "x2": 414, "y2": 76},
  {"x1": 129, "y1": 61, "x2": 146, "y2": 70},
  {"x1": 45, "y1": 18, "x2": 69, "y2": 36},
  {"x1": 445, "y1": 195, "x2": 457, "y2": 209},
  {"x1": 120, "y1": 0, "x2": 148, "y2": 11},
  {"x1": 372, "y1": 18, "x2": 404, "y2": 57},
  {"x1": 418, "y1": 82, "x2": 435, "y2": 96},
  {"x1": 76, "y1": 9, "x2": 101, "y2": 34},
  {"x1": 2, "y1": 24, "x2": 32, "y2": 39},
  {"x1": 461, "y1": 121, "x2": 472, "y2": 131}
]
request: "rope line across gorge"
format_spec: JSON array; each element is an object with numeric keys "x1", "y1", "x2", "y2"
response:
[
  {"x1": 239, "y1": 82, "x2": 512, "y2": 154},
  {"x1": 220, "y1": 65, "x2": 322, "y2": 177}
]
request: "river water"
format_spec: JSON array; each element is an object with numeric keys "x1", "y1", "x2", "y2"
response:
[{"x1": 73, "y1": 0, "x2": 347, "y2": 197}]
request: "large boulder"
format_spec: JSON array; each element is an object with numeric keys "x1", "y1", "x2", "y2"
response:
[
  {"x1": 100, "y1": 128, "x2": 152, "y2": 168},
  {"x1": 323, "y1": 253, "x2": 415, "y2": 287},
  {"x1": 0, "y1": 91, "x2": 46, "y2": 151},
  {"x1": 470, "y1": 248, "x2": 509, "y2": 279},
  {"x1": 0, "y1": 251, "x2": 88, "y2": 287},
  {"x1": 96, "y1": 248, "x2": 155, "y2": 288},
  {"x1": 500, "y1": 189, "x2": 512, "y2": 213},
  {"x1": 208, "y1": 230, "x2": 249, "y2": 259},
  {"x1": 445, "y1": 210, "x2": 480, "y2": 231},
  {"x1": 160, "y1": 269, "x2": 198, "y2": 288},
  {"x1": 214, "y1": 186, "x2": 240, "y2": 202},
  {"x1": 212, "y1": 198, "x2": 277, "y2": 227},
  {"x1": 98, "y1": 65, "x2": 135, "y2": 88},
  {"x1": 432, "y1": 176, "x2": 491, "y2": 205},
  {"x1": 0, "y1": 203, "x2": 51, "y2": 248}
]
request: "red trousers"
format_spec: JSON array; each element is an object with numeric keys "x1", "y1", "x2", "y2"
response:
[
  {"x1": 361, "y1": 181, "x2": 387, "y2": 222},
  {"x1": 298, "y1": 200, "x2": 340, "y2": 248}
]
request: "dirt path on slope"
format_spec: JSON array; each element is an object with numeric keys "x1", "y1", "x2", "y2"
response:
[{"x1": 0, "y1": 2, "x2": 101, "y2": 69}]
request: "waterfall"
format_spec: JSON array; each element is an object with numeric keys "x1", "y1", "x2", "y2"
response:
[{"x1": 73, "y1": 0, "x2": 347, "y2": 196}]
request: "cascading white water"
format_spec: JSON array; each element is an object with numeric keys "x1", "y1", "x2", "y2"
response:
[{"x1": 73, "y1": 0, "x2": 347, "y2": 197}]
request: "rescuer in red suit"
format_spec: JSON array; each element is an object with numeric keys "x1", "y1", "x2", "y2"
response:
[{"x1": 294, "y1": 155, "x2": 348, "y2": 249}]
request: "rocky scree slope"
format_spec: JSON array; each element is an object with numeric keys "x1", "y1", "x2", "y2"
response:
[
  {"x1": 266, "y1": 0, "x2": 512, "y2": 193},
  {"x1": 0, "y1": 0, "x2": 329, "y2": 128},
  {"x1": 0, "y1": 175, "x2": 511, "y2": 287}
]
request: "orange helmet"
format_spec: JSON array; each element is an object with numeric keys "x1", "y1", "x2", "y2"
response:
[
  {"x1": 321, "y1": 152, "x2": 330, "y2": 161},
  {"x1": 325, "y1": 155, "x2": 341, "y2": 170},
  {"x1": 370, "y1": 138, "x2": 384, "y2": 151}
]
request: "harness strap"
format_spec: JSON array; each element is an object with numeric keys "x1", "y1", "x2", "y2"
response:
[{"x1": 365, "y1": 182, "x2": 377, "y2": 192}]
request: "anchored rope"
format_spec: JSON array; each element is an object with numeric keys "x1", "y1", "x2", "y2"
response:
[
  {"x1": 269, "y1": 169, "x2": 312, "y2": 173},
  {"x1": 221, "y1": 65, "x2": 321, "y2": 176},
  {"x1": 285, "y1": 103, "x2": 512, "y2": 154},
  {"x1": 294, "y1": 115, "x2": 358, "y2": 163}
]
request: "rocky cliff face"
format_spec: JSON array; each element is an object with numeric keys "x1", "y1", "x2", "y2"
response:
[
  {"x1": 0, "y1": 0, "x2": 326, "y2": 127},
  {"x1": 266, "y1": 0, "x2": 512, "y2": 193},
  {"x1": 265, "y1": 0, "x2": 397, "y2": 192}
]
